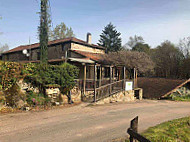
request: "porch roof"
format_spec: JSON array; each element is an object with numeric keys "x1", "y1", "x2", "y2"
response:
[
  {"x1": 70, "y1": 50, "x2": 109, "y2": 64},
  {"x1": 68, "y1": 57, "x2": 95, "y2": 64}
]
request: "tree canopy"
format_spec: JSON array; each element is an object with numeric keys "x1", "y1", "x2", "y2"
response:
[
  {"x1": 98, "y1": 23, "x2": 122, "y2": 53},
  {"x1": 102, "y1": 50, "x2": 154, "y2": 76},
  {"x1": 132, "y1": 43, "x2": 151, "y2": 54},
  {"x1": 49, "y1": 22, "x2": 75, "y2": 40},
  {"x1": 151, "y1": 40, "x2": 183, "y2": 78},
  {"x1": 125, "y1": 35, "x2": 144, "y2": 49}
]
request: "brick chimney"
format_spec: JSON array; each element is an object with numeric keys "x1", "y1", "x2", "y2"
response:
[{"x1": 86, "y1": 33, "x2": 92, "y2": 44}]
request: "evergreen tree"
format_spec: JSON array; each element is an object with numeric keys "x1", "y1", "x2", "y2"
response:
[
  {"x1": 98, "y1": 23, "x2": 122, "y2": 53},
  {"x1": 39, "y1": 0, "x2": 49, "y2": 64}
]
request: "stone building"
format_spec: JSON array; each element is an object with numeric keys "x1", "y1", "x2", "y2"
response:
[{"x1": 2, "y1": 34, "x2": 127, "y2": 96}]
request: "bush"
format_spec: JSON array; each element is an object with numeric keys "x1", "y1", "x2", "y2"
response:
[
  {"x1": 26, "y1": 91, "x2": 50, "y2": 106},
  {"x1": 24, "y1": 63, "x2": 79, "y2": 94},
  {"x1": 0, "y1": 61, "x2": 79, "y2": 107}
]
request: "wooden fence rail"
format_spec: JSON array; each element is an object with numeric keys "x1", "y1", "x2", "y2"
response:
[{"x1": 127, "y1": 116, "x2": 151, "y2": 142}]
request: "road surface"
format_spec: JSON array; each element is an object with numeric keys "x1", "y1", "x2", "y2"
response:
[{"x1": 0, "y1": 100, "x2": 190, "y2": 142}]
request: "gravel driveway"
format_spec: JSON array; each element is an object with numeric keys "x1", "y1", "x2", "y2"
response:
[{"x1": 0, "y1": 100, "x2": 190, "y2": 142}]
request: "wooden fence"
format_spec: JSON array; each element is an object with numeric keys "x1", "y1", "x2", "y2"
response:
[{"x1": 127, "y1": 116, "x2": 151, "y2": 142}]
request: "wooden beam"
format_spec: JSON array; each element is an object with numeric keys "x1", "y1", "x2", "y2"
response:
[
  {"x1": 109, "y1": 66, "x2": 113, "y2": 96},
  {"x1": 127, "y1": 129, "x2": 151, "y2": 142},
  {"x1": 123, "y1": 66, "x2": 126, "y2": 91},
  {"x1": 83, "y1": 64, "x2": 86, "y2": 95},
  {"x1": 134, "y1": 68, "x2": 136, "y2": 89},
  {"x1": 94, "y1": 64, "x2": 97, "y2": 102},
  {"x1": 99, "y1": 66, "x2": 102, "y2": 87}
]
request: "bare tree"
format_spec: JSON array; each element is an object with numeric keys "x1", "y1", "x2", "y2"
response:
[
  {"x1": 0, "y1": 44, "x2": 9, "y2": 55},
  {"x1": 178, "y1": 37, "x2": 190, "y2": 58},
  {"x1": 102, "y1": 50, "x2": 154, "y2": 76},
  {"x1": 124, "y1": 35, "x2": 144, "y2": 49}
]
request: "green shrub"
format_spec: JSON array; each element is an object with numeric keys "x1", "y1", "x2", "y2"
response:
[
  {"x1": 24, "y1": 63, "x2": 79, "y2": 94},
  {"x1": 26, "y1": 91, "x2": 50, "y2": 106},
  {"x1": 0, "y1": 61, "x2": 79, "y2": 107}
]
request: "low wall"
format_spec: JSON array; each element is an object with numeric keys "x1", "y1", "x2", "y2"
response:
[{"x1": 96, "y1": 90, "x2": 136, "y2": 105}]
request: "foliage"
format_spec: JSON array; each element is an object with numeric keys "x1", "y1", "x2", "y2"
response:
[
  {"x1": 102, "y1": 50, "x2": 154, "y2": 76},
  {"x1": 0, "y1": 61, "x2": 26, "y2": 107},
  {"x1": 132, "y1": 43, "x2": 151, "y2": 54},
  {"x1": 0, "y1": 61, "x2": 79, "y2": 107},
  {"x1": 98, "y1": 23, "x2": 122, "y2": 53},
  {"x1": 49, "y1": 22, "x2": 75, "y2": 40},
  {"x1": 178, "y1": 37, "x2": 190, "y2": 58},
  {"x1": 4, "y1": 84, "x2": 26, "y2": 107},
  {"x1": 26, "y1": 91, "x2": 50, "y2": 106},
  {"x1": 142, "y1": 117, "x2": 190, "y2": 142},
  {"x1": 124, "y1": 35, "x2": 144, "y2": 49},
  {"x1": 24, "y1": 63, "x2": 79, "y2": 94},
  {"x1": 169, "y1": 87, "x2": 190, "y2": 102},
  {"x1": 0, "y1": 61, "x2": 23, "y2": 91},
  {"x1": 39, "y1": 0, "x2": 49, "y2": 64},
  {"x1": 151, "y1": 40, "x2": 183, "y2": 78}
]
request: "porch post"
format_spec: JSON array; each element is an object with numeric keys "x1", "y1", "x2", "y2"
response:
[
  {"x1": 94, "y1": 64, "x2": 97, "y2": 102},
  {"x1": 83, "y1": 64, "x2": 86, "y2": 95},
  {"x1": 123, "y1": 66, "x2": 126, "y2": 91},
  {"x1": 99, "y1": 66, "x2": 102, "y2": 87},
  {"x1": 109, "y1": 66, "x2": 112, "y2": 95},
  {"x1": 134, "y1": 68, "x2": 136, "y2": 88}
]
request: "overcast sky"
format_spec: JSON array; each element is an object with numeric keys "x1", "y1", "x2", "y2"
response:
[{"x1": 0, "y1": 0, "x2": 190, "y2": 49}]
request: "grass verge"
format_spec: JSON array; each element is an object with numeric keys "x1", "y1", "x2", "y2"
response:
[
  {"x1": 141, "y1": 117, "x2": 190, "y2": 142},
  {"x1": 171, "y1": 94, "x2": 190, "y2": 102}
]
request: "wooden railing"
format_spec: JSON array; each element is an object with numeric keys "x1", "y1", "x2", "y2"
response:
[
  {"x1": 82, "y1": 79, "x2": 125, "y2": 102},
  {"x1": 127, "y1": 116, "x2": 151, "y2": 142},
  {"x1": 95, "y1": 79, "x2": 125, "y2": 101},
  {"x1": 74, "y1": 79, "x2": 117, "y2": 90}
]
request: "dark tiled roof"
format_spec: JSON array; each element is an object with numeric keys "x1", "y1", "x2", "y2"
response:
[
  {"x1": 3, "y1": 37, "x2": 105, "y2": 54},
  {"x1": 137, "y1": 77, "x2": 187, "y2": 99}
]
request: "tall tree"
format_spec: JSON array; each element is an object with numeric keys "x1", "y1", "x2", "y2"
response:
[
  {"x1": 132, "y1": 43, "x2": 151, "y2": 55},
  {"x1": 125, "y1": 35, "x2": 144, "y2": 49},
  {"x1": 151, "y1": 41, "x2": 183, "y2": 78},
  {"x1": 178, "y1": 37, "x2": 190, "y2": 58},
  {"x1": 39, "y1": 0, "x2": 49, "y2": 64},
  {"x1": 98, "y1": 23, "x2": 122, "y2": 53},
  {"x1": 49, "y1": 22, "x2": 75, "y2": 40}
]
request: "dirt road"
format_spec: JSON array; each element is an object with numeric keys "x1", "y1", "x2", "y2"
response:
[{"x1": 0, "y1": 100, "x2": 190, "y2": 142}]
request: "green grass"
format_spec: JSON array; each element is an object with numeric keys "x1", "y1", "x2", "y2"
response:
[
  {"x1": 171, "y1": 94, "x2": 190, "y2": 102},
  {"x1": 141, "y1": 117, "x2": 190, "y2": 142}
]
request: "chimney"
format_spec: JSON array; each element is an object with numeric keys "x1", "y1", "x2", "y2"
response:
[{"x1": 86, "y1": 33, "x2": 92, "y2": 44}]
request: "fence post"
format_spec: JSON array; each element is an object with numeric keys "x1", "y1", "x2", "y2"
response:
[{"x1": 130, "y1": 116, "x2": 138, "y2": 142}]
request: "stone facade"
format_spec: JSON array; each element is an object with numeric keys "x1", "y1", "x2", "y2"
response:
[
  {"x1": 96, "y1": 90, "x2": 136, "y2": 105},
  {"x1": 18, "y1": 80, "x2": 39, "y2": 93}
]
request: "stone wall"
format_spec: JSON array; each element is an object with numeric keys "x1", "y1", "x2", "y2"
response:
[{"x1": 96, "y1": 90, "x2": 135, "y2": 105}]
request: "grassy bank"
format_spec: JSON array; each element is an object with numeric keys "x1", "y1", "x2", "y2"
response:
[
  {"x1": 171, "y1": 94, "x2": 190, "y2": 102},
  {"x1": 141, "y1": 117, "x2": 190, "y2": 142}
]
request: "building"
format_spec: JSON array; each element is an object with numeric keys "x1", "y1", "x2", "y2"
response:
[{"x1": 2, "y1": 34, "x2": 127, "y2": 97}]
